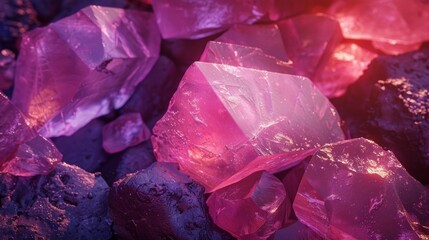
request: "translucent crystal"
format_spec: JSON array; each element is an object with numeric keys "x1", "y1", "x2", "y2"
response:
[
  {"x1": 12, "y1": 6, "x2": 160, "y2": 137},
  {"x1": 207, "y1": 171, "x2": 288, "y2": 240},
  {"x1": 294, "y1": 138, "x2": 429, "y2": 239},
  {"x1": 0, "y1": 92, "x2": 61, "y2": 176},
  {"x1": 102, "y1": 112, "x2": 150, "y2": 153},
  {"x1": 152, "y1": 62, "x2": 344, "y2": 190}
]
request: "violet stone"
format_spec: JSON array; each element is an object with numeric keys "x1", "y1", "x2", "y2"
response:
[
  {"x1": 102, "y1": 112, "x2": 150, "y2": 153},
  {"x1": 52, "y1": 118, "x2": 107, "y2": 173},
  {"x1": 273, "y1": 221, "x2": 323, "y2": 240},
  {"x1": 207, "y1": 171, "x2": 288, "y2": 240},
  {"x1": 109, "y1": 162, "x2": 232, "y2": 240},
  {"x1": 277, "y1": 14, "x2": 342, "y2": 78},
  {"x1": 0, "y1": 92, "x2": 61, "y2": 176},
  {"x1": 0, "y1": 162, "x2": 112, "y2": 239},
  {"x1": 334, "y1": 49, "x2": 429, "y2": 184},
  {"x1": 12, "y1": 6, "x2": 160, "y2": 137},
  {"x1": 0, "y1": 49, "x2": 16, "y2": 90},
  {"x1": 152, "y1": 62, "x2": 344, "y2": 190},
  {"x1": 294, "y1": 138, "x2": 429, "y2": 239}
]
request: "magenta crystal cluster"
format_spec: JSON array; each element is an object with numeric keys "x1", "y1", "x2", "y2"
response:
[
  {"x1": 12, "y1": 5, "x2": 160, "y2": 137},
  {"x1": 2, "y1": 0, "x2": 429, "y2": 239}
]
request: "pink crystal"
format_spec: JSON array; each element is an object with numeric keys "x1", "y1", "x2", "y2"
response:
[
  {"x1": 12, "y1": 6, "x2": 160, "y2": 137},
  {"x1": 200, "y1": 41, "x2": 295, "y2": 75},
  {"x1": 329, "y1": 0, "x2": 429, "y2": 46},
  {"x1": 207, "y1": 171, "x2": 288, "y2": 239},
  {"x1": 314, "y1": 43, "x2": 377, "y2": 98},
  {"x1": 371, "y1": 41, "x2": 422, "y2": 55},
  {"x1": 0, "y1": 93, "x2": 61, "y2": 176},
  {"x1": 216, "y1": 24, "x2": 290, "y2": 62},
  {"x1": 152, "y1": 62, "x2": 344, "y2": 190},
  {"x1": 102, "y1": 113, "x2": 150, "y2": 154},
  {"x1": 294, "y1": 138, "x2": 429, "y2": 239},
  {"x1": 277, "y1": 14, "x2": 342, "y2": 78}
]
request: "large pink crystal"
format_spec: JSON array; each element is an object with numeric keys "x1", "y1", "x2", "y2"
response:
[
  {"x1": 277, "y1": 14, "x2": 342, "y2": 78},
  {"x1": 329, "y1": 0, "x2": 429, "y2": 49},
  {"x1": 12, "y1": 6, "x2": 160, "y2": 137},
  {"x1": 152, "y1": 62, "x2": 344, "y2": 190},
  {"x1": 0, "y1": 93, "x2": 61, "y2": 176},
  {"x1": 314, "y1": 43, "x2": 377, "y2": 98},
  {"x1": 102, "y1": 112, "x2": 150, "y2": 154},
  {"x1": 207, "y1": 171, "x2": 288, "y2": 239},
  {"x1": 294, "y1": 138, "x2": 429, "y2": 239}
]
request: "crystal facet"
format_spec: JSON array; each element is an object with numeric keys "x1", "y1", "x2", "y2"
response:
[
  {"x1": 12, "y1": 6, "x2": 160, "y2": 137},
  {"x1": 102, "y1": 112, "x2": 150, "y2": 154},
  {"x1": 294, "y1": 138, "x2": 429, "y2": 239},
  {"x1": 152, "y1": 62, "x2": 344, "y2": 190},
  {"x1": 0, "y1": 92, "x2": 61, "y2": 176},
  {"x1": 207, "y1": 171, "x2": 288, "y2": 240}
]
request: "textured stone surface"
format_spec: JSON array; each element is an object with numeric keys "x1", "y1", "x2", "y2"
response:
[
  {"x1": 314, "y1": 42, "x2": 377, "y2": 98},
  {"x1": 294, "y1": 138, "x2": 429, "y2": 239},
  {"x1": 277, "y1": 14, "x2": 342, "y2": 78},
  {"x1": 102, "y1": 112, "x2": 150, "y2": 153},
  {"x1": 0, "y1": 162, "x2": 112, "y2": 239},
  {"x1": 207, "y1": 171, "x2": 288, "y2": 240},
  {"x1": 52, "y1": 118, "x2": 107, "y2": 173},
  {"x1": 329, "y1": 0, "x2": 429, "y2": 46},
  {"x1": 12, "y1": 6, "x2": 160, "y2": 137},
  {"x1": 152, "y1": 62, "x2": 344, "y2": 190},
  {"x1": 109, "y1": 162, "x2": 232, "y2": 240},
  {"x1": 334, "y1": 49, "x2": 429, "y2": 184},
  {"x1": 0, "y1": 92, "x2": 61, "y2": 176}
]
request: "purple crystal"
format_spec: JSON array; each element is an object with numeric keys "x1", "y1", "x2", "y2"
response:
[
  {"x1": 152, "y1": 62, "x2": 344, "y2": 190},
  {"x1": 207, "y1": 171, "x2": 288, "y2": 239},
  {"x1": 12, "y1": 6, "x2": 160, "y2": 137},
  {"x1": 294, "y1": 138, "x2": 429, "y2": 239},
  {"x1": 102, "y1": 112, "x2": 150, "y2": 153},
  {"x1": 0, "y1": 49, "x2": 16, "y2": 90},
  {"x1": 0, "y1": 92, "x2": 61, "y2": 176}
]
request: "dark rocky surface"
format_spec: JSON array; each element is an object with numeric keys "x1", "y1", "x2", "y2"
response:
[
  {"x1": 0, "y1": 162, "x2": 112, "y2": 239},
  {"x1": 109, "y1": 162, "x2": 233, "y2": 240},
  {"x1": 333, "y1": 49, "x2": 429, "y2": 184}
]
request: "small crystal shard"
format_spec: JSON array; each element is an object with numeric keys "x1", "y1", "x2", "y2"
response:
[
  {"x1": 12, "y1": 6, "x2": 160, "y2": 137},
  {"x1": 294, "y1": 138, "x2": 429, "y2": 239},
  {"x1": 0, "y1": 92, "x2": 61, "y2": 176},
  {"x1": 152, "y1": 62, "x2": 344, "y2": 190},
  {"x1": 207, "y1": 171, "x2": 288, "y2": 240},
  {"x1": 329, "y1": 0, "x2": 429, "y2": 46},
  {"x1": 277, "y1": 14, "x2": 342, "y2": 78},
  {"x1": 314, "y1": 43, "x2": 377, "y2": 98},
  {"x1": 102, "y1": 112, "x2": 150, "y2": 154}
]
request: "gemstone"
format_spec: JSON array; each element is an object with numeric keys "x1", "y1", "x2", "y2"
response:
[
  {"x1": 109, "y1": 162, "x2": 232, "y2": 240},
  {"x1": 12, "y1": 6, "x2": 160, "y2": 137},
  {"x1": 0, "y1": 92, "x2": 61, "y2": 176},
  {"x1": 0, "y1": 162, "x2": 112, "y2": 239},
  {"x1": 328, "y1": 0, "x2": 429, "y2": 46},
  {"x1": 294, "y1": 138, "x2": 429, "y2": 239},
  {"x1": 152, "y1": 61, "x2": 344, "y2": 190},
  {"x1": 102, "y1": 112, "x2": 150, "y2": 154},
  {"x1": 207, "y1": 171, "x2": 288, "y2": 239},
  {"x1": 334, "y1": 49, "x2": 429, "y2": 184},
  {"x1": 273, "y1": 221, "x2": 323, "y2": 240},
  {"x1": 371, "y1": 41, "x2": 422, "y2": 55},
  {"x1": 200, "y1": 41, "x2": 296, "y2": 75},
  {"x1": 314, "y1": 42, "x2": 377, "y2": 98},
  {"x1": 277, "y1": 14, "x2": 342, "y2": 78}
]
